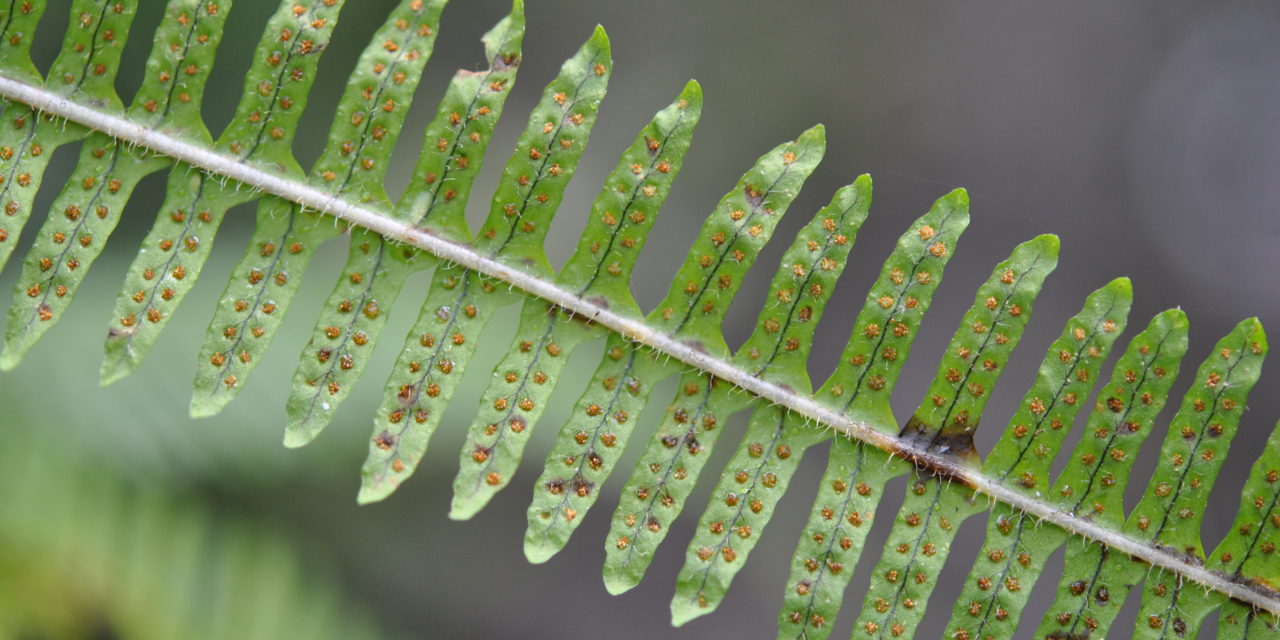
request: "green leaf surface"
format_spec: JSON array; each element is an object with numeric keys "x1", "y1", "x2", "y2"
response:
[
  {"x1": 602, "y1": 373, "x2": 740, "y2": 595},
  {"x1": 1206, "y1": 421, "x2": 1280, "y2": 613},
  {"x1": 818, "y1": 187, "x2": 969, "y2": 431},
  {"x1": 1128, "y1": 318, "x2": 1266, "y2": 640},
  {"x1": 1052, "y1": 309, "x2": 1191, "y2": 523},
  {"x1": 3, "y1": 0, "x2": 231, "y2": 370},
  {"x1": 648, "y1": 124, "x2": 826, "y2": 352},
  {"x1": 224, "y1": 0, "x2": 446, "y2": 425},
  {"x1": 558, "y1": 79, "x2": 701, "y2": 309},
  {"x1": 284, "y1": 0, "x2": 521, "y2": 439},
  {"x1": 0, "y1": 0, "x2": 138, "y2": 273},
  {"x1": 447, "y1": 82, "x2": 701, "y2": 520},
  {"x1": 523, "y1": 336, "x2": 671, "y2": 562},
  {"x1": 669, "y1": 177, "x2": 872, "y2": 624},
  {"x1": 776, "y1": 190, "x2": 968, "y2": 639},
  {"x1": 358, "y1": 265, "x2": 501, "y2": 502},
  {"x1": 403, "y1": 0, "x2": 524, "y2": 238},
  {"x1": 1028, "y1": 311, "x2": 1192, "y2": 639},
  {"x1": 0, "y1": 1, "x2": 46, "y2": 85},
  {"x1": 942, "y1": 278, "x2": 1133, "y2": 640},
  {"x1": 0, "y1": 3, "x2": 1276, "y2": 635},
  {"x1": 601, "y1": 127, "x2": 826, "y2": 594},
  {"x1": 473, "y1": 24, "x2": 611, "y2": 273},
  {"x1": 436, "y1": 22, "x2": 616, "y2": 514},
  {"x1": 284, "y1": 230, "x2": 415, "y2": 446},
  {"x1": 1217, "y1": 601, "x2": 1280, "y2": 640},
  {"x1": 190, "y1": 0, "x2": 445, "y2": 418},
  {"x1": 101, "y1": 0, "x2": 345, "y2": 384},
  {"x1": 671, "y1": 405, "x2": 810, "y2": 626},
  {"x1": 982, "y1": 277, "x2": 1133, "y2": 485},
  {"x1": 1, "y1": 139, "x2": 166, "y2": 369},
  {"x1": 448, "y1": 299, "x2": 602, "y2": 518},
  {"x1": 853, "y1": 236, "x2": 1059, "y2": 639},
  {"x1": 1128, "y1": 318, "x2": 1267, "y2": 552},
  {"x1": 778, "y1": 440, "x2": 901, "y2": 639},
  {"x1": 899, "y1": 234, "x2": 1061, "y2": 460}
]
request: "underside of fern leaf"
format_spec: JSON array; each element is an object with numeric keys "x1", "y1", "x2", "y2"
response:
[{"x1": 0, "y1": 2, "x2": 1277, "y2": 638}]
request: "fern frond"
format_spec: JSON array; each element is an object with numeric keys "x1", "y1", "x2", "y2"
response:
[
  {"x1": 1036, "y1": 318, "x2": 1266, "y2": 639},
  {"x1": 445, "y1": 23, "x2": 613, "y2": 515},
  {"x1": 359, "y1": 1, "x2": 525, "y2": 501},
  {"x1": 671, "y1": 173, "x2": 871, "y2": 624},
  {"x1": 601, "y1": 124, "x2": 825, "y2": 593},
  {"x1": 941, "y1": 277, "x2": 1133, "y2": 640},
  {"x1": 3, "y1": 0, "x2": 228, "y2": 370},
  {"x1": 101, "y1": 0, "x2": 345, "y2": 384},
  {"x1": 0, "y1": 1, "x2": 1277, "y2": 636},
  {"x1": 191, "y1": 0, "x2": 447, "y2": 419},
  {"x1": 473, "y1": 80, "x2": 701, "y2": 534}
]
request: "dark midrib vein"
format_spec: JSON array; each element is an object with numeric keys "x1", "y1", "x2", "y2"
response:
[
  {"x1": 210, "y1": 18, "x2": 422, "y2": 388},
  {"x1": 875, "y1": 475, "x2": 946, "y2": 635},
  {"x1": 574, "y1": 107, "x2": 685, "y2": 296},
  {"x1": 465, "y1": 311, "x2": 558, "y2": 494},
  {"x1": 414, "y1": 44, "x2": 519, "y2": 227},
  {"x1": 1146, "y1": 349, "x2": 1247, "y2": 542},
  {"x1": 374, "y1": 274, "x2": 475, "y2": 483},
  {"x1": 618, "y1": 375, "x2": 717, "y2": 568},
  {"x1": 748, "y1": 196, "x2": 862, "y2": 379},
  {"x1": 123, "y1": 173, "x2": 207, "y2": 353},
  {"x1": 21, "y1": 139, "x2": 121, "y2": 336},
  {"x1": 297, "y1": 239, "x2": 388, "y2": 423},
  {"x1": 154, "y1": 4, "x2": 205, "y2": 123},
  {"x1": 1067, "y1": 324, "x2": 1178, "y2": 516},
  {"x1": 794, "y1": 440, "x2": 867, "y2": 639},
  {"x1": 926, "y1": 252, "x2": 1045, "y2": 449},
  {"x1": 1000, "y1": 297, "x2": 1120, "y2": 479},
  {"x1": 68, "y1": 2, "x2": 112, "y2": 96},
  {"x1": 210, "y1": 208, "x2": 298, "y2": 388},
  {"x1": 1232, "y1": 483, "x2": 1280, "y2": 580},
  {"x1": 670, "y1": 151, "x2": 807, "y2": 336},
  {"x1": 533, "y1": 346, "x2": 639, "y2": 543},
  {"x1": 1065, "y1": 544, "x2": 1111, "y2": 635},
  {"x1": 687, "y1": 408, "x2": 787, "y2": 601},
  {"x1": 839, "y1": 207, "x2": 964, "y2": 414},
  {"x1": 970, "y1": 508, "x2": 1028, "y2": 638},
  {"x1": 488, "y1": 50, "x2": 605, "y2": 256},
  {"x1": 234, "y1": 3, "x2": 323, "y2": 162}
]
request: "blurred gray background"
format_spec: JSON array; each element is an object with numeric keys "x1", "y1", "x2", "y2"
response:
[{"x1": 2, "y1": 0, "x2": 1279, "y2": 638}]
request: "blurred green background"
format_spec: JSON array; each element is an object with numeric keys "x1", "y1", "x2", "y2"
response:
[{"x1": 2, "y1": 0, "x2": 1278, "y2": 638}]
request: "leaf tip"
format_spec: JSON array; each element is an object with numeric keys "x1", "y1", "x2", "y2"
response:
[
  {"x1": 355, "y1": 483, "x2": 388, "y2": 506},
  {"x1": 589, "y1": 24, "x2": 611, "y2": 54},
  {"x1": 680, "y1": 79, "x2": 703, "y2": 104},
  {"x1": 523, "y1": 539, "x2": 556, "y2": 565},
  {"x1": 188, "y1": 392, "x2": 227, "y2": 419},
  {"x1": 447, "y1": 497, "x2": 480, "y2": 521},
  {"x1": 1029, "y1": 233, "x2": 1061, "y2": 255},
  {"x1": 1238, "y1": 316, "x2": 1267, "y2": 351},
  {"x1": 0, "y1": 350, "x2": 20, "y2": 372},
  {"x1": 282, "y1": 427, "x2": 315, "y2": 450},
  {"x1": 1105, "y1": 276, "x2": 1133, "y2": 298},
  {"x1": 602, "y1": 570, "x2": 636, "y2": 596},
  {"x1": 669, "y1": 599, "x2": 705, "y2": 627},
  {"x1": 936, "y1": 188, "x2": 972, "y2": 229},
  {"x1": 98, "y1": 359, "x2": 131, "y2": 387},
  {"x1": 800, "y1": 123, "x2": 826, "y2": 145}
]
